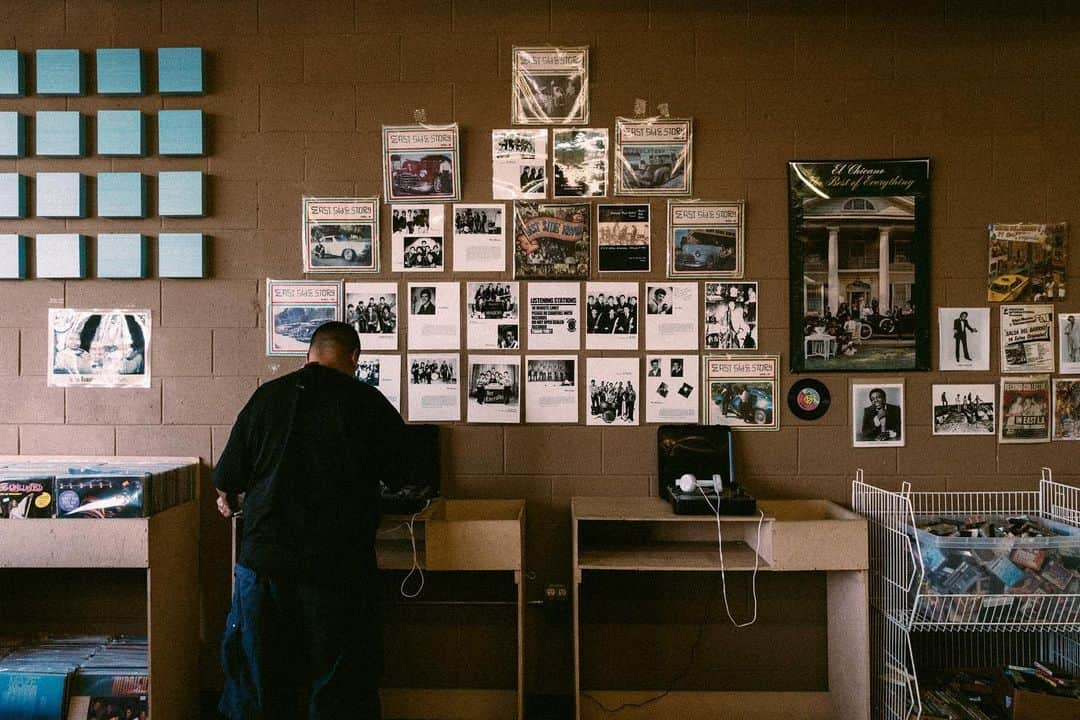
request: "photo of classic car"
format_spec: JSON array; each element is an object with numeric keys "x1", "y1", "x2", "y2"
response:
[{"x1": 987, "y1": 274, "x2": 1030, "y2": 302}]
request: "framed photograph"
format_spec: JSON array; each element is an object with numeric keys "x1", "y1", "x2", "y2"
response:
[
  {"x1": 704, "y1": 281, "x2": 757, "y2": 351},
  {"x1": 493, "y1": 129, "x2": 547, "y2": 199},
  {"x1": 467, "y1": 355, "x2": 521, "y2": 424},
  {"x1": 932, "y1": 384, "x2": 995, "y2": 436},
  {"x1": 1052, "y1": 378, "x2": 1080, "y2": 440},
  {"x1": 788, "y1": 159, "x2": 931, "y2": 373},
  {"x1": 526, "y1": 356, "x2": 578, "y2": 424},
  {"x1": 266, "y1": 279, "x2": 343, "y2": 356},
  {"x1": 513, "y1": 201, "x2": 590, "y2": 280},
  {"x1": 667, "y1": 200, "x2": 743, "y2": 278},
  {"x1": 585, "y1": 281, "x2": 639, "y2": 350},
  {"x1": 703, "y1": 355, "x2": 779, "y2": 431},
  {"x1": 988, "y1": 223, "x2": 1067, "y2": 302},
  {"x1": 938, "y1": 307, "x2": 990, "y2": 371},
  {"x1": 511, "y1": 46, "x2": 588, "y2": 125},
  {"x1": 382, "y1": 124, "x2": 460, "y2": 203},
  {"x1": 47, "y1": 309, "x2": 150, "y2": 388},
  {"x1": 1000, "y1": 375, "x2": 1051, "y2": 444},
  {"x1": 614, "y1": 117, "x2": 692, "y2": 196},
  {"x1": 391, "y1": 204, "x2": 445, "y2": 272},
  {"x1": 1001, "y1": 304, "x2": 1054, "y2": 373},
  {"x1": 586, "y1": 357, "x2": 639, "y2": 426},
  {"x1": 1058, "y1": 314, "x2": 1080, "y2": 373},
  {"x1": 851, "y1": 381, "x2": 905, "y2": 447},
  {"x1": 553, "y1": 128, "x2": 607, "y2": 197},
  {"x1": 453, "y1": 203, "x2": 506, "y2": 272},
  {"x1": 344, "y1": 282, "x2": 398, "y2": 351},
  {"x1": 301, "y1": 197, "x2": 379, "y2": 274},
  {"x1": 597, "y1": 203, "x2": 650, "y2": 273}
]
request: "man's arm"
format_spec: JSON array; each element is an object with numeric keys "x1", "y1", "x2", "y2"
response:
[{"x1": 212, "y1": 403, "x2": 253, "y2": 518}]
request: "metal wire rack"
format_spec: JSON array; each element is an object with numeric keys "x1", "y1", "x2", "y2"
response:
[{"x1": 853, "y1": 468, "x2": 1080, "y2": 720}]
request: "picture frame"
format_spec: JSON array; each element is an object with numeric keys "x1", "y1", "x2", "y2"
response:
[
  {"x1": 788, "y1": 159, "x2": 932, "y2": 373},
  {"x1": 301, "y1": 197, "x2": 379, "y2": 274},
  {"x1": 382, "y1": 124, "x2": 460, "y2": 203},
  {"x1": 265, "y1": 279, "x2": 342, "y2": 356},
  {"x1": 667, "y1": 200, "x2": 744, "y2": 278},
  {"x1": 511, "y1": 47, "x2": 588, "y2": 126},
  {"x1": 702, "y1": 354, "x2": 780, "y2": 431},
  {"x1": 851, "y1": 380, "x2": 905, "y2": 447},
  {"x1": 614, "y1": 117, "x2": 692, "y2": 196}
]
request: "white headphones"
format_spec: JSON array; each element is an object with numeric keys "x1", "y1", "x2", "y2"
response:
[{"x1": 676, "y1": 473, "x2": 723, "y2": 493}]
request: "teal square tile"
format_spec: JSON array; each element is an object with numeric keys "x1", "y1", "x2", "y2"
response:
[
  {"x1": 96, "y1": 110, "x2": 145, "y2": 156},
  {"x1": 97, "y1": 172, "x2": 146, "y2": 218},
  {"x1": 157, "y1": 109, "x2": 203, "y2": 155},
  {"x1": 158, "y1": 47, "x2": 203, "y2": 94},
  {"x1": 0, "y1": 234, "x2": 29, "y2": 278},
  {"x1": 0, "y1": 50, "x2": 24, "y2": 96},
  {"x1": 0, "y1": 173, "x2": 27, "y2": 218},
  {"x1": 96, "y1": 233, "x2": 147, "y2": 278},
  {"x1": 35, "y1": 110, "x2": 84, "y2": 156},
  {"x1": 36, "y1": 172, "x2": 86, "y2": 218},
  {"x1": 0, "y1": 112, "x2": 24, "y2": 157},
  {"x1": 35, "y1": 49, "x2": 83, "y2": 95},
  {"x1": 158, "y1": 233, "x2": 206, "y2": 278},
  {"x1": 35, "y1": 234, "x2": 88, "y2": 278},
  {"x1": 95, "y1": 48, "x2": 143, "y2": 95},
  {"x1": 158, "y1": 171, "x2": 204, "y2": 216}
]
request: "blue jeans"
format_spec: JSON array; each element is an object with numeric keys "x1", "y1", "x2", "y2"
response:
[{"x1": 220, "y1": 565, "x2": 382, "y2": 720}]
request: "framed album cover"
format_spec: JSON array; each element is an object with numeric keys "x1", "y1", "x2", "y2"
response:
[
  {"x1": 667, "y1": 200, "x2": 743, "y2": 278},
  {"x1": 614, "y1": 117, "x2": 692, "y2": 196},
  {"x1": 513, "y1": 201, "x2": 590, "y2": 280},
  {"x1": 988, "y1": 223, "x2": 1067, "y2": 302},
  {"x1": 511, "y1": 46, "x2": 588, "y2": 125},
  {"x1": 788, "y1": 159, "x2": 932, "y2": 373},
  {"x1": 1000, "y1": 375, "x2": 1051, "y2": 444},
  {"x1": 266, "y1": 279, "x2": 342, "y2": 356},
  {"x1": 301, "y1": 197, "x2": 379, "y2": 274},
  {"x1": 382, "y1": 124, "x2": 460, "y2": 203},
  {"x1": 851, "y1": 380, "x2": 904, "y2": 447},
  {"x1": 703, "y1": 354, "x2": 779, "y2": 431}
]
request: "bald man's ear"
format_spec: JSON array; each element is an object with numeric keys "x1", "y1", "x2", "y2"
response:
[{"x1": 351, "y1": 347, "x2": 361, "y2": 365}]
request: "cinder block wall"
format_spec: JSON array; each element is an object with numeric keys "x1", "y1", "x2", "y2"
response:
[{"x1": 2, "y1": 0, "x2": 1080, "y2": 694}]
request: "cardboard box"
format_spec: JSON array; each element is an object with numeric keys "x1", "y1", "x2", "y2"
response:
[{"x1": 1009, "y1": 686, "x2": 1079, "y2": 720}]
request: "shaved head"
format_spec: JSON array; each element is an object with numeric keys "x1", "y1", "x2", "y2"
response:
[{"x1": 307, "y1": 322, "x2": 361, "y2": 375}]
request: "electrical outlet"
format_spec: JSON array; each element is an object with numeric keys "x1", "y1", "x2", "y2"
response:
[{"x1": 544, "y1": 583, "x2": 568, "y2": 604}]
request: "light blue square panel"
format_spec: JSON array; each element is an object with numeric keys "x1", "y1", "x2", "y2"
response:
[
  {"x1": 96, "y1": 233, "x2": 147, "y2": 278},
  {"x1": 97, "y1": 172, "x2": 146, "y2": 218},
  {"x1": 158, "y1": 233, "x2": 207, "y2": 278},
  {"x1": 0, "y1": 173, "x2": 27, "y2": 218},
  {"x1": 35, "y1": 234, "x2": 88, "y2": 278},
  {"x1": 35, "y1": 111, "x2": 84, "y2": 156},
  {"x1": 0, "y1": 235, "x2": 29, "y2": 279},
  {"x1": 95, "y1": 48, "x2": 143, "y2": 95},
  {"x1": 0, "y1": 50, "x2": 23, "y2": 96},
  {"x1": 158, "y1": 47, "x2": 203, "y2": 94},
  {"x1": 35, "y1": 49, "x2": 83, "y2": 95},
  {"x1": 96, "y1": 110, "x2": 145, "y2": 156},
  {"x1": 157, "y1": 109, "x2": 203, "y2": 155},
  {"x1": 158, "y1": 171, "x2": 204, "y2": 216},
  {"x1": 36, "y1": 172, "x2": 86, "y2": 218},
  {"x1": 0, "y1": 112, "x2": 24, "y2": 157}
]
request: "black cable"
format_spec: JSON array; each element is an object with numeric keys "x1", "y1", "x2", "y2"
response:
[{"x1": 582, "y1": 572, "x2": 721, "y2": 713}]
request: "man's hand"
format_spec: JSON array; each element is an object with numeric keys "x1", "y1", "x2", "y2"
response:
[{"x1": 216, "y1": 490, "x2": 240, "y2": 519}]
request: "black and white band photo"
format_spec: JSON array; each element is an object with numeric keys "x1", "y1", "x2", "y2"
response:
[
  {"x1": 938, "y1": 307, "x2": 989, "y2": 371},
  {"x1": 597, "y1": 203, "x2": 650, "y2": 272},
  {"x1": 586, "y1": 357, "x2": 639, "y2": 426},
  {"x1": 407, "y1": 353, "x2": 460, "y2": 422},
  {"x1": 355, "y1": 354, "x2": 401, "y2": 412},
  {"x1": 453, "y1": 203, "x2": 507, "y2": 272},
  {"x1": 932, "y1": 383, "x2": 995, "y2": 436},
  {"x1": 391, "y1": 204, "x2": 446, "y2": 272},
  {"x1": 526, "y1": 357, "x2": 578, "y2": 423},
  {"x1": 467, "y1": 282, "x2": 520, "y2": 350},
  {"x1": 585, "y1": 282, "x2": 639, "y2": 350},
  {"x1": 704, "y1": 282, "x2": 757, "y2": 350},
  {"x1": 467, "y1": 357, "x2": 521, "y2": 424},
  {"x1": 345, "y1": 282, "x2": 398, "y2": 351},
  {"x1": 852, "y1": 382, "x2": 905, "y2": 447},
  {"x1": 646, "y1": 282, "x2": 698, "y2": 351},
  {"x1": 407, "y1": 282, "x2": 461, "y2": 351},
  {"x1": 646, "y1": 354, "x2": 698, "y2": 424},
  {"x1": 511, "y1": 47, "x2": 589, "y2": 125},
  {"x1": 492, "y1": 129, "x2": 548, "y2": 199}
]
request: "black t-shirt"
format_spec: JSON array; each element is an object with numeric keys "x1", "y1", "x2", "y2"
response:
[{"x1": 214, "y1": 363, "x2": 405, "y2": 583}]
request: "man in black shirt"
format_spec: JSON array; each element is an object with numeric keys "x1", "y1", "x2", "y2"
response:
[{"x1": 215, "y1": 322, "x2": 405, "y2": 720}]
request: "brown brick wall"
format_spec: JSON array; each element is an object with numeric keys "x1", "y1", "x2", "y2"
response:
[{"x1": 3, "y1": 0, "x2": 1080, "y2": 695}]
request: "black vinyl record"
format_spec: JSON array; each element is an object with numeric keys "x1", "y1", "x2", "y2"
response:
[{"x1": 788, "y1": 379, "x2": 831, "y2": 420}]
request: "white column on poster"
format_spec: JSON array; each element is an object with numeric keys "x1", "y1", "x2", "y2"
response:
[
  {"x1": 527, "y1": 281, "x2": 580, "y2": 351},
  {"x1": 644, "y1": 282, "x2": 698, "y2": 351},
  {"x1": 406, "y1": 353, "x2": 460, "y2": 422},
  {"x1": 466, "y1": 281, "x2": 520, "y2": 350},
  {"x1": 406, "y1": 282, "x2": 460, "y2": 350},
  {"x1": 645, "y1": 354, "x2": 699, "y2": 424},
  {"x1": 356, "y1": 354, "x2": 401, "y2": 412},
  {"x1": 525, "y1": 355, "x2": 578, "y2": 424},
  {"x1": 585, "y1": 357, "x2": 640, "y2": 426},
  {"x1": 452, "y1": 203, "x2": 506, "y2": 272},
  {"x1": 466, "y1": 354, "x2": 522, "y2": 424},
  {"x1": 584, "y1": 281, "x2": 639, "y2": 350}
]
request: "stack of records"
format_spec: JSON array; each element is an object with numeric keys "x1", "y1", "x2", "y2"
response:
[{"x1": 0, "y1": 639, "x2": 102, "y2": 720}]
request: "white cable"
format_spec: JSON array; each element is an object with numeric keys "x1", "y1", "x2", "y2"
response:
[
  {"x1": 399, "y1": 500, "x2": 431, "y2": 599},
  {"x1": 698, "y1": 485, "x2": 765, "y2": 628}
]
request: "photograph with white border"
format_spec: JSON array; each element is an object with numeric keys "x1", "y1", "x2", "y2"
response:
[
  {"x1": 407, "y1": 353, "x2": 460, "y2": 422},
  {"x1": 586, "y1": 357, "x2": 639, "y2": 426},
  {"x1": 392, "y1": 204, "x2": 445, "y2": 272},
  {"x1": 467, "y1": 282, "x2": 520, "y2": 350},
  {"x1": 1052, "y1": 378, "x2": 1080, "y2": 440},
  {"x1": 852, "y1": 381, "x2": 905, "y2": 447},
  {"x1": 1059, "y1": 314, "x2": 1080, "y2": 374},
  {"x1": 453, "y1": 203, "x2": 506, "y2": 272},
  {"x1": 646, "y1": 354, "x2": 699, "y2": 424},
  {"x1": 527, "y1": 282, "x2": 580, "y2": 351},
  {"x1": 704, "y1": 281, "x2": 757, "y2": 351},
  {"x1": 1001, "y1": 304, "x2": 1054, "y2": 374},
  {"x1": 48, "y1": 309, "x2": 151, "y2": 388},
  {"x1": 407, "y1": 282, "x2": 460, "y2": 350},
  {"x1": 932, "y1": 383, "x2": 995, "y2": 436},
  {"x1": 467, "y1": 355, "x2": 521, "y2": 424},
  {"x1": 345, "y1": 282, "x2": 398, "y2": 351},
  {"x1": 645, "y1": 282, "x2": 698, "y2": 351},
  {"x1": 585, "y1": 281, "x2": 639, "y2": 350},
  {"x1": 1000, "y1": 375, "x2": 1051, "y2": 444},
  {"x1": 553, "y1": 128, "x2": 607, "y2": 197},
  {"x1": 525, "y1": 356, "x2": 578, "y2": 424},
  {"x1": 356, "y1": 354, "x2": 401, "y2": 413},
  {"x1": 938, "y1": 307, "x2": 989, "y2": 371},
  {"x1": 493, "y1": 129, "x2": 547, "y2": 199}
]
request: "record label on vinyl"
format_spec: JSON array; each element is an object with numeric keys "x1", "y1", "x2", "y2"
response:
[{"x1": 788, "y1": 379, "x2": 830, "y2": 420}]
